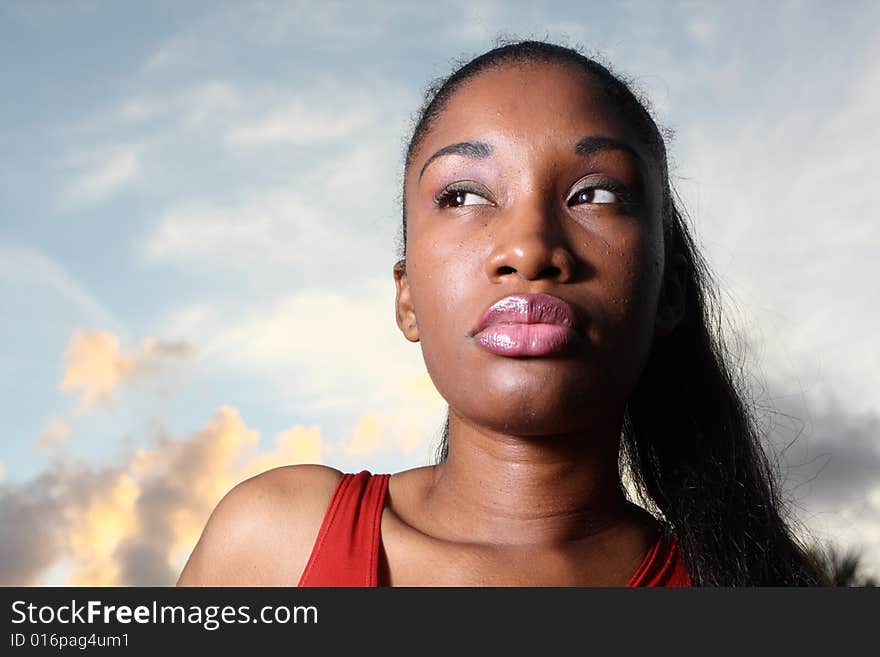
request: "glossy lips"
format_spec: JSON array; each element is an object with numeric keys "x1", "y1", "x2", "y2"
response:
[{"x1": 472, "y1": 293, "x2": 583, "y2": 357}]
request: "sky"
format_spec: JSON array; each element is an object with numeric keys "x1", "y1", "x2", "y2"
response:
[{"x1": 1, "y1": 0, "x2": 878, "y2": 586}]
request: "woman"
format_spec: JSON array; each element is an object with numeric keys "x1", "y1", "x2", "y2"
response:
[{"x1": 177, "y1": 40, "x2": 825, "y2": 587}]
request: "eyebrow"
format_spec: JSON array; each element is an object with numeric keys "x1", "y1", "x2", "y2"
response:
[
  {"x1": 574, "y1": 135, "x2": 643, "y2": 163},
  {"x1": 417, "y1": 135, "x2": 644, "y2": 181},
  {"x1": 418, "y1": 141, "x2": 493, "y2": 180}
]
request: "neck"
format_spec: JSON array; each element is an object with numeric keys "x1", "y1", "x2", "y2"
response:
[{"x1": 424, "y1": 409, "x2": 643, "y2": 547}]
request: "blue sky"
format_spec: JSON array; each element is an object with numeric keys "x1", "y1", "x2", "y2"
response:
[{"x1": 1, "y1": 0, "x2": 878, "y2": 585}]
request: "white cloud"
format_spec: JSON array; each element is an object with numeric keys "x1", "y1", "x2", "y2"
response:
[
  {"x1": 115, "y1": 73, "x2": 413, "y2": 284},
  {"x1": 65, "y1": 144, "x2": 141, "y2": 206},
  {"x1": 141, "y1": 188, "x2": 373, "y2": 278},
  {"x1": 138, "y1": 137, "x2": 404, "y2": 288},
  {"x1": 70, "y1": 80, "x2": 243, "y2": 132},
  {"x1": 140, "y1": 1, "x2": 396, "y2": 70},
  {"x1": 191, "y1": 276, "x2": 422, "y2": 415},
  {"x1": 219, "y1": 75, "x2": 411, "y2": 149},
  {"x1": 99, "y1": 68, "x2": 410, "y2": 149},
  {"x1": 247, "y1": 1, "x2": 392, "y2": 45},
  {"x1": 0, "y1": 244, "x2": 126, "y2": 337},
  {"x1": 443, "y1": 0, "x2": 504, "y2": 44},
  {"x1": 674, "y1": 41, "x2": 880, "y2": 417},
  {"x1": 226, "y1": 101, "x2": 375, "y2": 145},
  {"x1": 685, "y1": 17, "x2": 716, "y2": 44},
  {"x1": 138, "y1": 26, "x2": 200, "y2": 73}
]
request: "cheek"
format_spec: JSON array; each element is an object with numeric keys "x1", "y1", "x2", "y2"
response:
[
  {"x1": 405, "y1": 228, "x2": 488, "y2": 397},
  {"x1": 585, "y1": 212, "x2": 664, "y2": 310},
  {"x1": 407, "y1": 231, "x2": 482, "y2": 338},
  {"x1": 586, "y1": 226, "x2": 665, "y2": 386},
  {"x1": 606, "y1": 238, "x2": 662, "y2": 321}
]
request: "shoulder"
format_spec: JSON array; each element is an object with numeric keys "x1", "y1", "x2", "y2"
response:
[{"x1": 176, "y1": 464, "x2": 344, "y2": 586}]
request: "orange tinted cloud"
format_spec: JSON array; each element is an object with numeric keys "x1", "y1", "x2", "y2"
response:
[
  {"x1": 66, "y1": 473, "x2": 139, "y2": 586},
  {"x1": 333, "y1": 375, "x2": 446, "y2": 459},
  {"x1": 0, "y1": 405, "x2": 328, "y2": 586},
  {"x1": 59, "y1": 331, "x2": 132, "y2": 408},
  {"x1": 37, "y1": 417, "x2": 72, "y2": 449},
  {"x1": 58, "y1": 330, "x2": 193, "y2": 410}
]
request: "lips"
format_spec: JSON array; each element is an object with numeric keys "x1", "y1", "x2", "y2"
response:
[
  {"x1": 470, "y1": 293, "x2": 584, "y2": 358},
  {"x1": 473, "y1": 293, "x2": 584, "y2": 336}
]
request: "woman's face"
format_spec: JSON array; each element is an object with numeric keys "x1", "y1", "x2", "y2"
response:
[{"x1": 396, "y1": 60, "x2": 674, "y2": 437}]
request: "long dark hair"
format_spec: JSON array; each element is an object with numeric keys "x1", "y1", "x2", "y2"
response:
[{"x1": 397, "y1": 39, "x2": 825, "y2": 586}]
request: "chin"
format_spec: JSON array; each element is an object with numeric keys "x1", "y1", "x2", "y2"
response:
[{"x1": 456, "y1": 398, "x2": 596, "y2": 437}]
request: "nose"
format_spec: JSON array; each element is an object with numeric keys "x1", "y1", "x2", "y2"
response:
[{"x1": 484, "y1": 196, "x2": 575, "y2": 283}]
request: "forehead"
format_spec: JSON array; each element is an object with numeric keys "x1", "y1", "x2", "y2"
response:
[{"x1": 410, "y1": 60, "x2": 654, "y2": 169}]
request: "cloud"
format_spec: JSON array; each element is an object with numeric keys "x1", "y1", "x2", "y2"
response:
[
  {"x1": 0, "y1": 244, "x2": 126, "y2": 336},
  {"x1": 343, "y1": 410, "x2": 383, "y2": 457},
  {"x1": 660, "y1": 32, "x2": 880, "y2": 428},
  {"x1": 129, "y1": 336, "x2": 194, "y2": 384},
  {"x1": 176, "y1": 277, "x2": 424, "y2": 417},
  {"x1": 143, "y1": 33, "x2": 196, "y2": 73},
  {"x1": 747, "y1": 379, "x2": 880, "y2": 578},
  {"x1": 131, "y1": 75, "x2": 413, "y2": 260},
  {"x1": 443, "y1": 0, "x2": 504, "y2": 44},
  {"x1": 5, "y1": 376, "x2": 874, "y2": 585},
  {"x1": 238, "y1": 425, "x2": 323, "y2": 481},
  {"x1": 765, "y1": 386, "x2": 880, "y2": 516},
  {"x1": 226, "y1": 100, "x2": 375, "y2": 145},
  {"x1": 111, "y1": 80, "x2": 243, "y2": 130},
  {"x1": 242, "y1": 1, "x2": 392, "y2": 46},
  {"x1": 2, "y1": 339, "x2": 446, "y2": 586},
  {"x1": 142, "y1": 190, "x2": 335, "y2": 270},
  {"x1": 67, "y1": 470, "x2": 140, "y2": 586},
  {"x1": 0, "y1": 467, "x2": 70, "y2": 586},
  {"x1": 59, "y1": 331, "x2": 132, "y2": 409},
  {"x1": 0, "y1": 405, "x2": 329, "y2": 586},
  {"x1": 685, "y1": 17, "x2": 717, "y2": 44},
  {"x1": 87, "y1": 73, "x2": 410, "y2": 154},
  {"x1": 335, "y1": 377, "x2": 446, "y2": 460},
  {"x1": 621, "y1": 11, "x2": 880, "y2": 572},
  {"x1": 139, "y1": 2, "x2": 395, "y2": 73},
  {"x1": 65, "y1": 144, "x2": 141, "y2": 206},
  {"x1": 37, "y1": 417, "x2": 71, "y2": 449},
  {"x1": 129, "y1": 78, "x2": 413, "y2": 291},
  {"x1": 113, "y1": 406, "x2": 261, "y2": 586},
  {"x1": 59, "y1": 330, "x2": 194, "y2": 410},
  {"x1": 139, "y1": 147, "x2": 400, "y2": 289}
]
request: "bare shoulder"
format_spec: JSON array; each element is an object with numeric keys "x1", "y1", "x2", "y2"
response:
[{"x1": 176, "y1": 464, "x2": 344, "y2": 586}]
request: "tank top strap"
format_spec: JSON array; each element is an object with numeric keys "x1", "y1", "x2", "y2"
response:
[
  {"x1": 298, "y1": 470, "x2": 391, "y2": 587},
  {"x1": 627, "y1": 526, "x2": 692, "y2": 587}
]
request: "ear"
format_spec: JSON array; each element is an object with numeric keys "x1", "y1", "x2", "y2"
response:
[
  {"x1": 393, "y1": 259, "x2": 420, "y2": 342},
  {"x1": 654, "y1": 253, "x2": 687, "y2": 338}
]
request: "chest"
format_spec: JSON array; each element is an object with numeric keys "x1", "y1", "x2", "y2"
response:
[{"x1": 377, "y1": 516, "x2": 647, "y2": 587}]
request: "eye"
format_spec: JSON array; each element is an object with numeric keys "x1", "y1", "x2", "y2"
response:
[
  {"x1": 435, "y1": 182, "x2": 494, "y2": 208},
  {"x1": 568, "y1": 187, "x2": 619, "y2": 205},
  {"x1": 567, "y1": 182, "x2": 633, "y2": 207}
]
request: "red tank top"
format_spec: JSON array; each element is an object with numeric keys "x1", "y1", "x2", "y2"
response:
[{"x1": 297, "y1": 470, "x2": 692, "y2": 587}]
